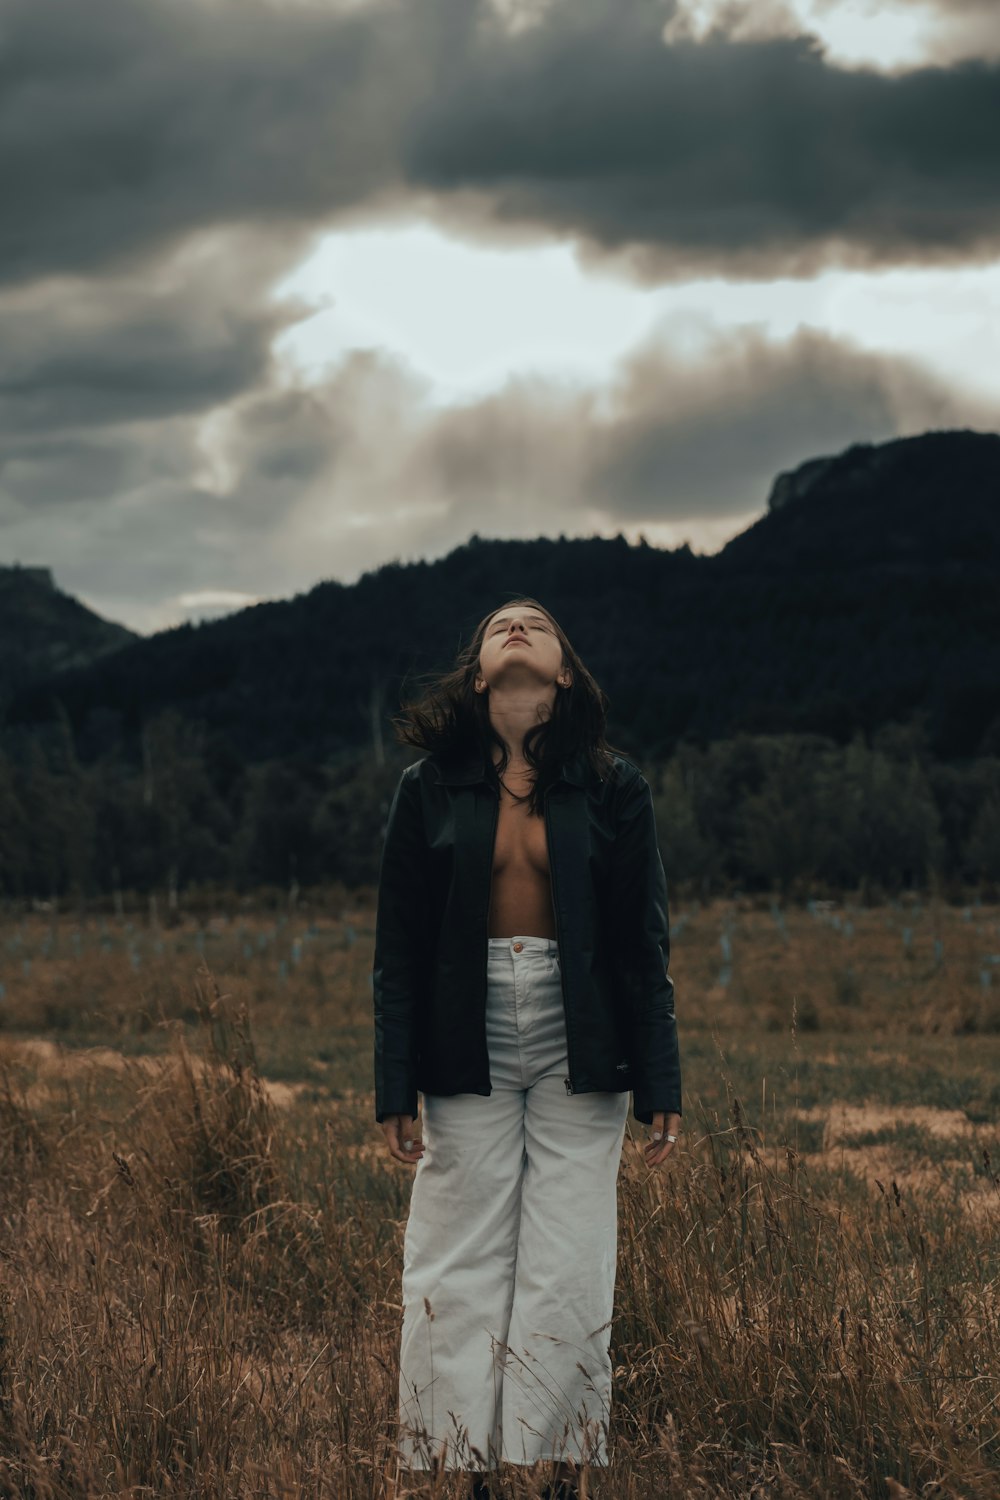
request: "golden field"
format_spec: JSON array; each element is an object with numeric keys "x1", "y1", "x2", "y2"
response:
[{"x1": 0, "y1": 894, "x2": 998, "y2": 1499}]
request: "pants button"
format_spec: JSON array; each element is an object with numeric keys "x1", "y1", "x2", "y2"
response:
[{"x1": 512, "y1": 941, "x2": 523, "y2": 953}]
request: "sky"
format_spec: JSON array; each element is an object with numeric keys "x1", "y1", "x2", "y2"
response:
[{"x1": 1, "y1": 0, "x2": 998, "y2": 634}]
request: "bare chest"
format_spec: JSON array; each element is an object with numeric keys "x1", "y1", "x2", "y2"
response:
[{"x1": 492, "y1": 793, "x2": 550, "y2": 877}]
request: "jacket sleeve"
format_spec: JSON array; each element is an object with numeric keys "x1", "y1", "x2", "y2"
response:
[
  {"x1": 611, "y1": 769, "x2": 682, "y2": 1126},
  {"x1": 372, "y1": 766, "x2": 430, "y2": 1123}
]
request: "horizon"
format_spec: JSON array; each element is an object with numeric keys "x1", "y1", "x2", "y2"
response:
[
  {"x1": 4, "y1": 512, "x2": 724, "y2": 636},
  {"x1": 7, "y1": 421, "x2": 997, "y2": 638}
]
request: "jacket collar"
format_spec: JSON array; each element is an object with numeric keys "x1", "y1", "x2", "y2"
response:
[{"x1": 433, "y1": 746, "x2": 588, "y2": 788}]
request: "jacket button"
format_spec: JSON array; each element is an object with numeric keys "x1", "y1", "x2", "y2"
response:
[{"x1": 512, "y1": 941, "x2": 523, "y2": 953}]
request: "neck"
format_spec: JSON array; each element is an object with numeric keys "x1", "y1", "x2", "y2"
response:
[{"x1": 487, "y1": 683, "x2": 557, "y2": 764}]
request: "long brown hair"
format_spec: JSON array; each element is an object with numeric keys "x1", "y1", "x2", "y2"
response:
[{"x1": 392, "y1": 596, "x2": 622, "y2": 814}]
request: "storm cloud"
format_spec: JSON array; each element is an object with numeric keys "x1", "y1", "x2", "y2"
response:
[
  {"x1": 0, "y1": 0, "x2": 433, "y2": 287},
  {"x1": 3, "y1": 0, "x2": 1000, "y2": 285},
  {"x1": 0, "y1": 227, "x2": 310, "y2": 436},
  {"x1": 405, "y1": 0, "x2": 1000, "y2": 279}
]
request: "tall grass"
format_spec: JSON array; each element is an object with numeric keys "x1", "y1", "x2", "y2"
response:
[{"x1": 0, "y1": 900, "x2": 998, "y2": 1495}]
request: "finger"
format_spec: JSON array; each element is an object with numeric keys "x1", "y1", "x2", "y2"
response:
[
  {"x1": 382, "y1": 1117, "x2": 425, "y2": 1166},
  {"x1": 386, "y1": 1134, "x2": 421, "y2": 1164},
  {"x1": 641, "y1": 1115, "x2": 672, "y2": 1147},
  {"x1": 391, "y1": 1142, "x2": 423, "y2": 1165},
  {"x1": 649, "y1": 1138, "x2": 675, "y2": 1160},
  {"x1": 644, "y1": 1138, "x2": 676, "y2": 1167},
  {"x1": 644, "y1": 1113, "x2": 680, "y2": 1138},
  {"x1": 643, "y1": 1130, "x2": 674, "y2": 1154},
  {"x1": 398, "y1": 1115, "x2": 424, "y2": 1157},
  {"x1": 643, "y1": 1123, "x2": 679, "y2": 1165},
  {"x1": 398, "y1": 1133, "x2": 424, "y2": 1164}
]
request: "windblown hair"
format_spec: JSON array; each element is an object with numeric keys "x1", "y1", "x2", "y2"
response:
[{"x1": 392, "y1": 596, "x2": 621, "y2": 815}]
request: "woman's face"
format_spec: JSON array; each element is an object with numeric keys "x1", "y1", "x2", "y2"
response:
[{"x1": 475, "y1": 602, "x2": 572, "y2": 695}]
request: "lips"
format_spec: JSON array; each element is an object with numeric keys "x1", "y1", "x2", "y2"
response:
[{"x1": 503, "y1": 637, "x2": 530, "y2": 648}]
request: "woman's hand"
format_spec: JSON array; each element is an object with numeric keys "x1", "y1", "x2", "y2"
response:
[
  {"x1": 381, "y1": 1114, "x2": 425, "y2": 1166},
  {"x1": 643, "y1": 1111, "x2": 681, "y2": 1168}
]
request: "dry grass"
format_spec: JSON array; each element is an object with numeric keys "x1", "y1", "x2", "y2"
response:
[{"x1": 0, "y1": 895, "x2": 998, "y2": 1497}]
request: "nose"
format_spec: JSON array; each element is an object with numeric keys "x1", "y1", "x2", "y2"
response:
[{"x1": 507, "y1": 619, "x2": 526, "y2": 635}]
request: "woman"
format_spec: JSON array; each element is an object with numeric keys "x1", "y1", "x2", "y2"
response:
[{"x1": 373, "y1": 597, "x2": 681, "y2": 1499}]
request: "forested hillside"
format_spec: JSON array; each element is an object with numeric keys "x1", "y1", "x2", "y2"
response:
[
  {"x1": 1, "y1": 428, "x2": 998, "y2": 903},
  {"x1": 0, "y1": 563, "x2": 136, "y2": 692},
  {"x1": 7, "y1": 429, "x2": 999, "y2": 765}
]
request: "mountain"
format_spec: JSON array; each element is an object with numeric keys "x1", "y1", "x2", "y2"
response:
[
  {"x1": 0, "y1": 564, "x2": 137, "y2": 697},
  {"x1": 3, "y1": 428, "x2": 998, "y2": 764},
  {"x1": 723, "y1": 428, "x2": 1000, "y2": 570}
]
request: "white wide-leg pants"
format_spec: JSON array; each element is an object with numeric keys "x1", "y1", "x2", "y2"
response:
[{"x1": 397, "y1": 935, "x2": 630, "y2": 1472}]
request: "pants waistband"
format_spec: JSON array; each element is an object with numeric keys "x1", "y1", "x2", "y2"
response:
[{"x1": 487, "y1": 936, "x2": 559, "y2": 956}]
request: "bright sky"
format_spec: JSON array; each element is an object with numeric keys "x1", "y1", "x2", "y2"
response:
[{"x1": 274, "y1": 224, "x2": 1000, "y2": 411}]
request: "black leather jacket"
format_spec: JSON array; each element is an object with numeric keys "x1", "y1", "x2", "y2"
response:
[{"x1": 372, "y1": 747, "x2": 681, "y2": 1126}]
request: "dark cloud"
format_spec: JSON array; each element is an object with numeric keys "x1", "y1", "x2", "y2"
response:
[
  {"x1": 0, "y1": 0, "x2": 448, "y2": 287},
  {"x1": 0, "y1": 227, "x2": 312, "y2": 434},
  {"x1": 3, "y1": 0, "x2": 1000, "y2": 289},
  {"x1": 405, "y1": 0, "x2": 1000, "y2": 279},
  {"x1": 0, "y1": 437, "x2": 136, "y2": 510}
]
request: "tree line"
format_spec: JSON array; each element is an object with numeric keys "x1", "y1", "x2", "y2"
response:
[{"x1": 2, "y1": 709, "x2": 997, "y2": 908}]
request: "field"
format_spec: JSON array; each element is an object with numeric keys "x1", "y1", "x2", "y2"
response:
[{"x1": 1, "y1": 894, "x2": 999, "y2": 1499}]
